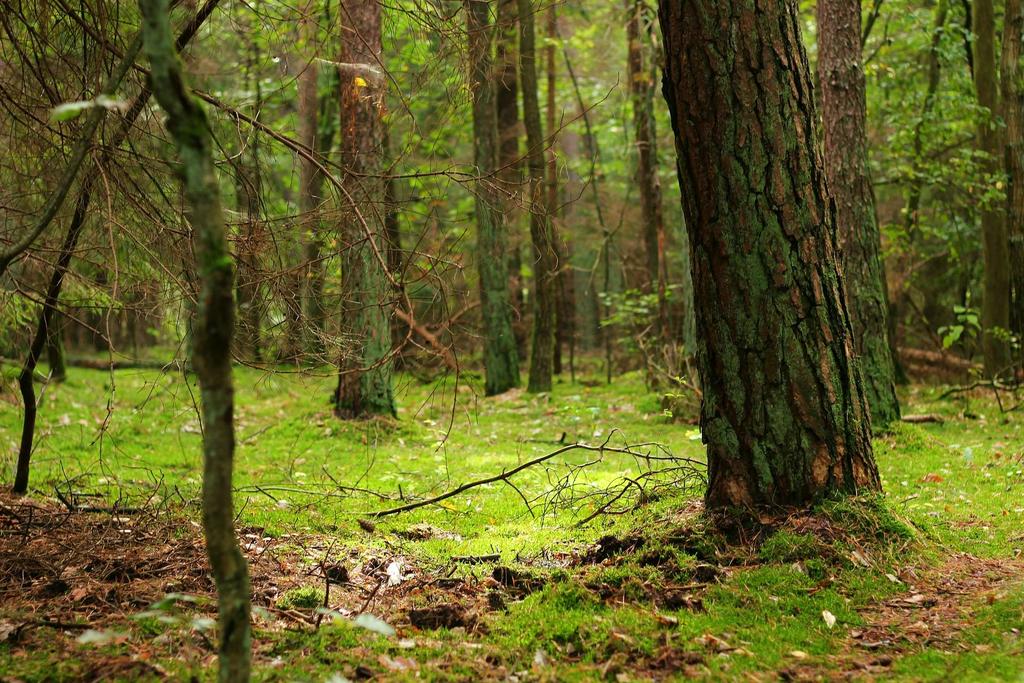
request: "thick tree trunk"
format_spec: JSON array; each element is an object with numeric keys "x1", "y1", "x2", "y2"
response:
[
  {"x1": 466, "y1": 0, "x2": 520, "y2": 395},
  {"x1": 626, "y1": 0, "x2": 669, "y2": 341},
  {"x1": 1002, "y1": 0, "x2": 1024, "y2": 372},
  {"x1": 496, "y1": 0, "x2": 528, "y2": 361},
  {"x1": 818, "y1": 0, "x2": 900, "y2": 426},
  {"x1": 658, "y1": 0, "x2": 880, "y2": 509},
  {"x1": 140, "y1": 2, "x2": 251, "y2": 681},
  {"x1": 334, "y1": 0, "x2": 396, "y2": 417},
  {"x1": 973, "y1": 0, "x2": 1012, "y2": 376},
  {"x1": 519, "y1": 0, "x2": 556, "y2": 393}
]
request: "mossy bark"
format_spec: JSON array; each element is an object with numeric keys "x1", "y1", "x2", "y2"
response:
[
  {"x1": 518, "y1": 0, "x2": 556, "y2": 393},
  {"x1": 467, "y1": 0, "x2": 520, "y2": 395},
  {"x1": 658, "y1": 0, "x2": 880, "y2": 509},
  {"x1": 334, "y1": 0, "x2": 396, "y2": 418},
  {"x1": 973, "y1": 0, "x2": 1013, "y2": 377},
  {"x1": 818, "y1": 0, "x2": 900, "y2": 426},
  {"x1": 140, "y1": 1, "x2": 251, "y2": 681}
]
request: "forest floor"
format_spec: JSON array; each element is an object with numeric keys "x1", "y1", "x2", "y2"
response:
[{"x1": 0, "y1": 362, "x2": 1022, "y2": 681}]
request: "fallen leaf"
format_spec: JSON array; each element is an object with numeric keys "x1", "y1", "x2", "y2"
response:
[{"x1": 352, "y1": 613, "x2": 395, "y2": 637}]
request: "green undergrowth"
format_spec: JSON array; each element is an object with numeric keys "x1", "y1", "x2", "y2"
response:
[{"x1": 1, "y1": 366, "x2": 1022, "y2": 681}]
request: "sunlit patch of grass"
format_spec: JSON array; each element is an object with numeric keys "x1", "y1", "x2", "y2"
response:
[{"x1": 1, "y1": 369, "x2": 1022, "y2": 680}]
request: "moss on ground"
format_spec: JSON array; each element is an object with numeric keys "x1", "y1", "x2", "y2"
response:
[{"x1": 0, "y1": 366, "x2": 1022, "y2": 681}]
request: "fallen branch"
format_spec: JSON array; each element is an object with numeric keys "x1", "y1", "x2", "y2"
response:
[
  {"x1": 451, "y1": 553, "x2": 500, "y2": 565},
  {"x1": 901, "y1": 414, "x2": 945, "y2": 424},
  {"x1": 371, "y1": 435, "x2": 705, "y2": 518},
  {"x1": 938, "y1": 379, "x2": 1017, "y2": 400}
]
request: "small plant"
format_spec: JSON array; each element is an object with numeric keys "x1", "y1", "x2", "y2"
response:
[
  {"x1": 938, "y1": 304, "x2": 981, "y2": 353},
  {"x1": 758, "y1": 530, "x2": 822, "y2": 563},
  {"x1": 278, "y1": 585, "x2": 325, "y2": 610}
]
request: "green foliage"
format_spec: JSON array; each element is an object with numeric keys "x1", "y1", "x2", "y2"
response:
[
  {"x1": 758, "y1": 530, "x2": 822, "y2": 563},
  {"x1": 277, "y1": 585, "x2": 324, "y2": 610}
]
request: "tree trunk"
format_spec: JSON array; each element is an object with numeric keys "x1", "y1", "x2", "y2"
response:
[
  {"x1": 495, "y1": 0, "x2": 528, "y2": 361},
  {"x1": 46, "y1": 311, "x2": 66, "y2": 383},
  {"x1": 1002, "y1": 0, "x2": 1024, "y2": 372},
  {"x1": 973, "y1": 0, "x2": 1012, "y2": 376},
  {"x1": 299, "y1": 39, "x2": 340, "y2": 360},
  {"x1": 334, "y1": 0, "x2": 396, "y2": 417},
  {"x1": 658, "y1": 0, "x2": 880, "y2": 509},
  {"x1": 11, "y1": 2, "x2": 219, "y2": 495},
  {"x1": 467, "y1": 0, "x2": 520, "y2": 395},
  {"x1": 818, "y1": 0, "x2": 900, "y2": 427},
  {"x1": 234, "y1": 15, "x2": 263, "y2": 363},
  {"x1": 297, "y1": 4, "x2": 322, "y2": 358},
  {"x1": 626, "y1": 0, "x2": 669, "y2": 341},
  {"x1": 545, "y1": 4, "x2": 566, "y2": 377},
  {"x1": 893, "y1": 0, "x2": 949, "y2": 386},
  {"x1": 519, "y1": 0, "x2": 556, "y2": 393},
  {"x1": 140, "y1": 2, "x2": 251, "y2": 681}
]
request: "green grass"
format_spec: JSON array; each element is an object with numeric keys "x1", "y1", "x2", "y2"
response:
[{"x1": 1, "y1": 366, "x2": 1022, "y2": 681}]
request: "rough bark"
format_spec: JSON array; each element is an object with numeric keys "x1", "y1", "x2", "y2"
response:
[
  {"x1": 139, "y1": 2, "x2": 251, "y2": 681},
  {"x1": 467, "y1": 0, "x2": 520, "y2": 395},
  {"x1": 658, "y1": 0, "x2": 880, "y2": 509},
  {"x1": 519, "y1": 0, "x2": 556, "y2": 393},
  {"x1": 973, "y1": 0, "x2": 1013, "y2": 376},
  {"x1": 626, "y1": 0, "x2": 669, "y2": 341},
  {"x1": 1002, "y1": 0, "x2": 1024, "y2": 371},
  {"x1": 334, "y1": 0, "x2": 396, "y2": 417},
  {"x1": 818, "y1": 0, "x2": 900, "y2": 426}
]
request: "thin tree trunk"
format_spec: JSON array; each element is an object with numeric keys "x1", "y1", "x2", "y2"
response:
[
  {"x1": 518, "y1": 0, "x2": 556, "y2": 393},
  {"x1": 467, "y1": 0, "x2": 520, "y2": 395},
  {"x1": 297, "y1": 3, "x2": 322, "y2": 358},
  {"x1": 46, "y1": 311, "x2": 66, "y2": 383},
  {"x1": 334, "y1": 0, "x2": 396, "y2": 417},
  {"x1": 659, "y1": 0, "x2": 880, "y2": 508},
  {"x1": 139, "y1": 3, "x2": 251, "y2": 681},
  {"x1": 626, "y1": 0, "x2": 669, "y2": 341},
  {"x1": 299, "y1": 59, "x2": 340, "y2": 359},
  {"x1": 11, "y1": 0, "x2": 221, "y2": 495},
  {"x1": 893, "y1": 0, "x2": 949, "y2": 386},
  {"x1": 818, "y1": 0, "x2": 900, "y2": 426},
  {"x1": 495, "y1": 0, "x2": 528, "y2": 361},
  {"x1": 234, "y1": 16, "x2": 263, "y2": 363},
  {"x1": 545, "y1": 4, "x2": 566, "y2": 377},
  {"x1": 1002, "y1": 0, "x2": 1024, "y2": 372},
  {"x1": 973, "y1": 0, "x2": 1012, "y2": 376}
]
